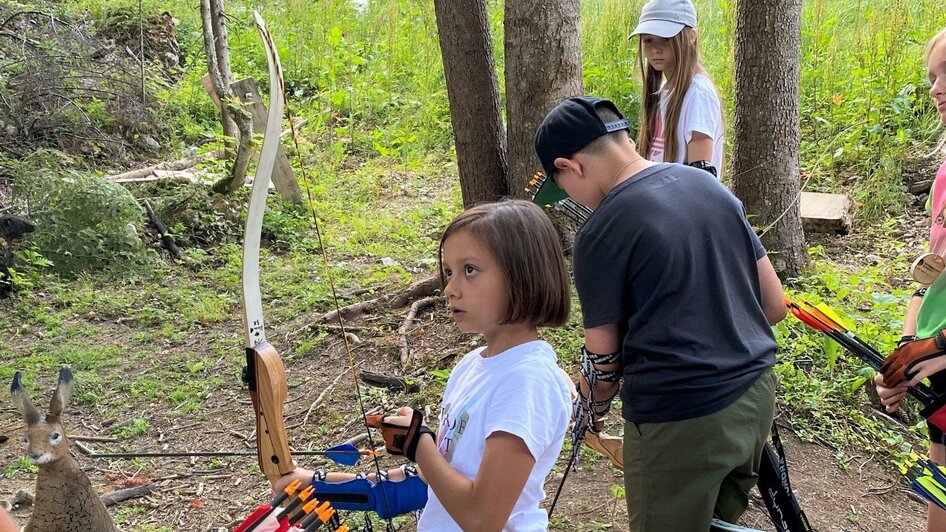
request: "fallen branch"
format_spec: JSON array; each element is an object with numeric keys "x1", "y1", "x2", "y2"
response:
[
  {"x1": 296, "y1": 368, "x2": 350, "y2": 429},
  {"x1": 359, "y1": 370, "x2": 420, "y2": 393},
  {"x1": 67, "y1": 434, "x2": 118, "y2": 443},
  {"x1": 314, "y1": 274, "x2": 440, "y2": 325},
  {"x1": 398, "y1": 295, "x2": 441, "y2": 369},
  {"x1": 0, "y1": 28, "x2": 43, "y2": 48},
  {"x1": 100, "y1": 483, "x2": 156, "y2": 506},
  {"x1": 108, "y1": 149, "x2": 225, "y2": 182},
  {"x1": 345, "y1": 432, "x2": 369, "y2": 447},
  {"x1": 143, "y1": 200, "x2": 183, "y2": 261},
  {"x1": 74, "y1": 440, "x2": 94, "y2": 455}
]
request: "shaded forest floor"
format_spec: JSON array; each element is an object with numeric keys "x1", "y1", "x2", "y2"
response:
[
  {"x1": 1, "y1": 163, "x2": 939, "y2": 531},
  {"x1": 0, "y1": 260, "x2": 932, "y2": 530}
]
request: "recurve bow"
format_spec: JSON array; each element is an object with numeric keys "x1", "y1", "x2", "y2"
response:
[
  {"x1": 242, "y1": 14, "x2": 395, "y2": 531},
  {"x1": 241, "y1": 10, "x2": 295, "y2": 487}
]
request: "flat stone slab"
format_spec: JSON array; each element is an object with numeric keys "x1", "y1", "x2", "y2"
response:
[{"x1": 800, "y1": 192, "x2": 852, "y2": 235}]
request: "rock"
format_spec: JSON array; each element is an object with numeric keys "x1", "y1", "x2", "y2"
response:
[
  {"x1": 13, "y1": 490, "x2": 33, "y2": 508},
  {"x1": 865, "y1": 254, "x2": 882, "y2": 265},
  {"x1": 800, "y1": 192, "x2": 852, "y2": 234},
  {"x1": 138, "y1": 134, "x2": 161, "y2": 151},
  {"x1": 910, "y1": 180, "x2": 934, "y2": 194},
  {"x1": 380, "y1": 257, "x2": 397, "y2": 267}
]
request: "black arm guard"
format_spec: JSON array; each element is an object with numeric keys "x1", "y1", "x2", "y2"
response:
[{"x1": 687, "y1": 159, "x2": 718, "y2": 178}]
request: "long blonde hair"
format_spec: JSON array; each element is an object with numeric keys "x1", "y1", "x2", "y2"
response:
[
  {"x1": 636, "y1": 27, "x2": 714, "y2": 163},
  {"x1": 928, "y1": 27, "x2": 946, "y2": 155}
]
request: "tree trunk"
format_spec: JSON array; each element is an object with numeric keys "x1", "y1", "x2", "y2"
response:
[
  {"x1": 505, "y1": 0, "x2": 583, "y2": 198},
  {"x1": 732, "y1": 0, "x2": 807, "y2": 278},
  {"x1": 200, "y1": 0, "x2": 252, "y2": 194},
  {"x1": 207, "y1": 0, "x2": 238, "y2": 145},
  {"x1": 433, "y1": 0, "x2": 507, "y2": 207}
]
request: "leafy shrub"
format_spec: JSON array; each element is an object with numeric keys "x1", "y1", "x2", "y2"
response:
[{"x1": 11, "y1": 151, "x2": 155, "y2": 277}]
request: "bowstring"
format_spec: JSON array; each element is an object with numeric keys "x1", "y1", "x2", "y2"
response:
[{"x1": 280, "y1": 55, "x2": 398, "y2": 532}]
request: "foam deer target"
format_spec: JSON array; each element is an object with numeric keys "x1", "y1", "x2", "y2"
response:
[{"x1": 11, "y1": 368, "x2": 117, "y2": 532}]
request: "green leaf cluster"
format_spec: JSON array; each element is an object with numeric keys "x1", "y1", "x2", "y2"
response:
[{"x1": 10, "y1": 151, "x2": 156, "y2": 277}]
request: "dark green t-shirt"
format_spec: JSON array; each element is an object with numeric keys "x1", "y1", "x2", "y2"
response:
[{"x1": 574, "y1": 164, "x2": 777, "y2": 424}]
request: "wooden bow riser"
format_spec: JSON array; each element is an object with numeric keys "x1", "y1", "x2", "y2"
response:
[{"x1": 246, "y1": 342, "x2": 295, "y2": 485}]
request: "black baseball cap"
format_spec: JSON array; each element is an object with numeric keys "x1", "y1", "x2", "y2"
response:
[{"x1": 532, "y1": 96, "x2": 631, "y2": 206}]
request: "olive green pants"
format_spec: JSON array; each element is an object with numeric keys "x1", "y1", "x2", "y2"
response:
[{"x1": 623, "y1": 369, "x2": 776, "y2": 532}]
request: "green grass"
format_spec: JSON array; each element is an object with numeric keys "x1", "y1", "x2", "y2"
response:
[
  {"x1": 774, "y1": 250, "x2": 927, "y2": 465},
  {"x1": 2, "y1": 458, "x2": 37, "y2": 481},
  {"x1": 2, "y1": 0, "x2": 942, "y2": 491},
  {"x1": 39, "y1": 0, "x2": 944, "y2": 218}
]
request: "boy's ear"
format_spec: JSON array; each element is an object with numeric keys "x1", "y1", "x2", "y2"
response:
[{"x1": 553, "y1": 157, "x2": 578, "y2": 175}]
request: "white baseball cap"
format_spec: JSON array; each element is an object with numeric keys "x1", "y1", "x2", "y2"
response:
[{"x1": 630, "y1": 0, "x2": 698, "y2": 39}]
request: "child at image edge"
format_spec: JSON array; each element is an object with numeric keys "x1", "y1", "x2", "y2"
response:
[
  {"x1": 876, "y1": 26, "x2": 946, "y2": 532},
  {"x1": 277, "y1": 200, "x2": 574, "y2": 531}
]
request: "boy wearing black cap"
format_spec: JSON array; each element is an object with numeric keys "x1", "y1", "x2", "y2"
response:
[{"x1": 532, "y1": 96, "x2": 786, "y2": 531}]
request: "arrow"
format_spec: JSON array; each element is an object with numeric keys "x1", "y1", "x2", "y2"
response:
[
  {"x1": 89, "y1": 443, "x2": 374, "y2": 466},
  {"x1": 786, "y1": 296, "x2": 946, "y2": 418}
]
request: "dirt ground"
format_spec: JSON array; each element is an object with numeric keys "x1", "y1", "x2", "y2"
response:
[
  {"x1": 0, "y1": 304, "x2": 931, "y2": 531},
  {"x1": 1, "y1": 175, "x2": 939, "y2": 530}
]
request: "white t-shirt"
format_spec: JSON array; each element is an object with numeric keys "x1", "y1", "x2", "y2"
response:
[
  {"x1": 417, "y1": 340, "x2": 572, "y2": 531},
  {"x1": 647, "y1": 73, "x2": 724, "y2": 178}
]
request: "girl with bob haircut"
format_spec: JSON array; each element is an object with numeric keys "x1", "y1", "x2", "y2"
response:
[
  {"x1": 275, "y1": 200, "x2": 574, "y2": 531},
  {"x1": 631, "y1": 0, "x2": 724, "y2": 179}
]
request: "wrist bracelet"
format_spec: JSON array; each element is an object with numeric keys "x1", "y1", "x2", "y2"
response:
[
  {"x1": 898, "y1": 335, "x2": 918, "y2": 348},
  {"x1": 914, "y1": 287, "x2": 928, "y2": 298}
]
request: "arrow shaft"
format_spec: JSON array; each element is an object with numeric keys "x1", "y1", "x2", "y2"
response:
[{"x1": 89, "y1": 450, "x2": 368, "y2": 459}]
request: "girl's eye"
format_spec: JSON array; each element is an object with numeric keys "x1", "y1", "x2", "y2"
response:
[
  {"x1": 443, "y1": 268, "x2": 452, "y2": 279},
  {"x1": 465, "y1": 265, "x2": 476, "y2": 275}
]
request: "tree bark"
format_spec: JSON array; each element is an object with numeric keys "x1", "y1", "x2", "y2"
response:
[
  {"x1": 207, "y1": 0, "x2": 237, "y2": 143},
  {"x1": 200, "y1": 0, "x2": 252, "y2": 194},
  {"x1": 433, "y1": 0, "x2": 507, "y2": 207},
  {"x1": 732, "y1": 0, "x2": 807, "y2": 278},
  {"x1": 504, "y1": 0, "x2": 583, "y2": 197}
]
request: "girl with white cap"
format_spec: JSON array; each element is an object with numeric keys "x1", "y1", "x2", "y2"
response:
[{"x1": 631, "y1": 0, "x2": 725, "y2": 179}]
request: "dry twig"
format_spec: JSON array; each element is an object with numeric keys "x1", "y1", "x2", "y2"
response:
[
  {"x1": 314, "y1": 274, "x2": 440, "y2": 325},
  {"x1": 398, "y1": 295, "x2": 441, "y2": 369}
]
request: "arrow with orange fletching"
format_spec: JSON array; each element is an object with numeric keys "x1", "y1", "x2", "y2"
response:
[{"x1": 785, "y1": 296, "x2": 946, "y2": 429}]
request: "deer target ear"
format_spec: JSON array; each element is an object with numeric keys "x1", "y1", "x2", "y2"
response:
[
  {"x1": 11, "y1": 371, "x2": 41, "y2": 426},
  {"x1": 49, "y1": 366, "x2": 75, "y2": 417}
]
